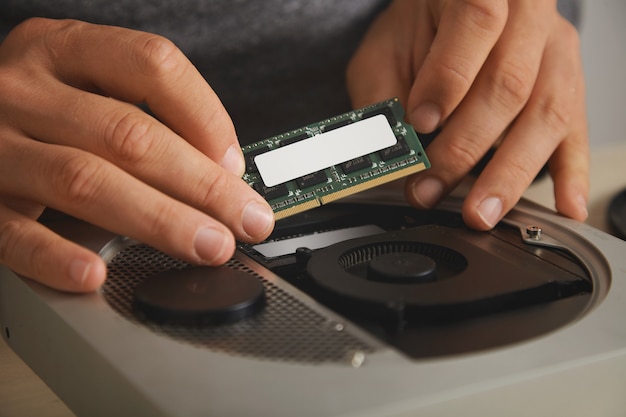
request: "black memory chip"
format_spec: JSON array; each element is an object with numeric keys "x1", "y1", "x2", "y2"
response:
[
  {"x1": 323, "y1": 119, "x2": 352, "y2": 133},
  {"x1": 253, "y1": 182, "x2": 289, "y2": 201},
  {"x1": 362, "y1": 106, "x2": 397, "y2": 128},
  {"x1": 245, "y1": 145, "x2": 270, "y2": 173},
  {"x1": 341, "y1": 155, "x2": 372, "y2": 174},
  {"x1": 279, "y1": 132, "x2": 310, "y2": 147},
  {"x1": 379, "y1": 136, "x2": 411, "y2": 161},
  {"x1": 296, "y1": 171, "x2": 328, "y2": 189}
]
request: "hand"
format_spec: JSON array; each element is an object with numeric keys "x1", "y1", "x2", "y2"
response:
[
  {"x1": 0, "y1": 18, "x2": 274, "y2": 292},
  {"x1": 347, "y1": 0, "x2": 589, "y2": 229}
]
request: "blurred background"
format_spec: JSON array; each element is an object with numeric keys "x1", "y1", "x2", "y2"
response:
[{"x1": 580, "y1": 0, "x2": 625, "y2": 149}]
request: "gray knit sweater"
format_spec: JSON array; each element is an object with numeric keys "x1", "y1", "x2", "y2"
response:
[{"x1": 0, "y1": 0, "x2": 580, "y2": 145}]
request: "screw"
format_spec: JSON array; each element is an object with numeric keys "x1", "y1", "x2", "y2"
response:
[
  {"x1": 526, "y1": 226, "x2": 543, "y2": 240},
  {"x1": 349, "y1": 350, "x2": 366, "y2": 368}
]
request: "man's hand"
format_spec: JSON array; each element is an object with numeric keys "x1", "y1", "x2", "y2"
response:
[
  {"x1": 0, "y1": 18, "x2": 274, "y2": 292},
  {"x1": 347, "y1": 0, "x2": 589, "y2": 229}
]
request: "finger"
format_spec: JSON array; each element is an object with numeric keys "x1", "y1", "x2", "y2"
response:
[
  {"x1": 406, "y1": 1, "x2": 553, "y2": 210},
  {"x1": 346, "y1": 2, "x2": 423, "y2": 109},
  {"x1": 549, "y1": 61, "x2": 589, "y2": 219},
  {"x1": 407, "y1": 0, "x2": 509, "y2": 132},
  {"x1": 7, "y1": 82, "x2": 273, "y2": 240},
  {"x1": 0, "y1": 195, "x2": 44, "y2": 219},
  {"x1": 15, "y1": 18, "x2": 243, "y2": 175},
  {"x1": 0, "y1": 204, "x2": 106, "y2": 292},
  {"x1": 0, "y1": 135, "x2": 241, "y2": 266},
  {"x1": 549, "y1": 120, "x2": 589, "y2": 222},
  {"x1": 462, "y1": 17, "x2": 586, "y2": 229}
]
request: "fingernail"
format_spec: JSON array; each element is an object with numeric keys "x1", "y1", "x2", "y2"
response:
[
  {"x1": 69, "y1": 258, "x2": 91, "y2": 287},
  {"x1": 220, "y1": 145, "x2": 245, "y2": 177},
  {"x1": 194, "y1": 227, "x2": 228, "y2": 264},
  {"x1": 242, "y1": 201, "x2": 274, "y2": 239},
  {"x1": 477, "y1": 197, "x2": 503, "y2": 229},
  {"x1": 411, "y1": 102, "x2": 441, "y2": 133},
  {"x1": 411, "y1": 177, "x2": 444, "y2": 208}
]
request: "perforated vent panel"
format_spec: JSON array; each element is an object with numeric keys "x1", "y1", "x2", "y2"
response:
[{"x1": 102, "y1": 243, "x2": 379, "y2": 365}]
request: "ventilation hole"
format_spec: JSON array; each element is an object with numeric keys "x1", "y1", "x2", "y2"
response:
[{"x1": 102, "y1": 244, "x2": 378, "y2": 365}]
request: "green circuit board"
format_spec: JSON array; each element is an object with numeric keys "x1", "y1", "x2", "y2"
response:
[{"x1": 242, "y1": 98, "x2": 430, "y2": 220}]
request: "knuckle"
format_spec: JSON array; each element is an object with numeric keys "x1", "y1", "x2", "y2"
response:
[
  {"x1": 441, "y1": 133, "x2": 486, "y2": 173},
  {"x1": 0, "y1": 65, "x2": 44, "y2": 118},
  {"x1": 535, "y1": 95, "x2": 571, "y2": 138},
  {"x1": 0, "y1": 19, "x2": 55, "y2": 76},
  {"x1": 22, "y1": 235, "x2": 52, "y2": 279},
  {"x1": 105, "y1": 111, "x2": 155, "y2": 163},
  {"x1": 559, "y1": 18, "x2": 581, "y2": 49},
  {"x1": 4, "y1": 18, "x2": 90, "y2": 74},
  {"x1": 0, "y1": 68, "x2": 18, "y2": 108},
  {"x1": 55, "y1": 154, "x2": 103, "y2": 206},
  {"x1": 204, "y1": 104, "x2": 236, "y2": 141},
  {"x1": 7, "y1": 17, "x2": 55, "y2": 39},
  {"x1": 488, "y1": 60, "x2": 534, "y2": 110},
  {"x1": 0, "y1": 219, "x2": 23, "y2": 265},
  {"x1": 145, "y1": 202, "x2": 181, "y2": 241},
  {"x1": 435, "y1": 58, "x2": 474, "y2": 92},
  {"x1": 460, "y1": 0, "x2": 508, "y2": 34},
  {"x1": 133, "y1": 34, "x2": 186, "y2": 79},
  {"x1": 6, "y1": 17, "x2": 87, "y2": 52},
  {"x1": 0, "y1": 218, "x2": 54, "y2": 280},
  {"x1": 41, "y1": 19, "x2": 90, "y2": 58},
  {"x1": 195, "y1": 170, "x2": 230, "y2": 210},
  {"x1": 498, "y1": 154, "x2": 537, "y2": 188}
]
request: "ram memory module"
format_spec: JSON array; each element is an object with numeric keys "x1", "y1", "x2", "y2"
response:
[{"x1": 242, "y1": 98, "x2": 431, "y2": 220}]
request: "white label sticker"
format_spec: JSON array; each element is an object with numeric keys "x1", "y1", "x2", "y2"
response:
[{"x1": 254, "y1": 114, "x2": 396, "y2": 187}]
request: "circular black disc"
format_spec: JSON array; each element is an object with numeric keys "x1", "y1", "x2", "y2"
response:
[
  {"x1": 367, "y1": 252, "x2": 437, "y2": 283},
  {"x1": 133, "y1": 266, "x2": 265, "y2": 325},
  {"x1": 608, "y1": 187, "x2": 626, "y2": 240}
]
